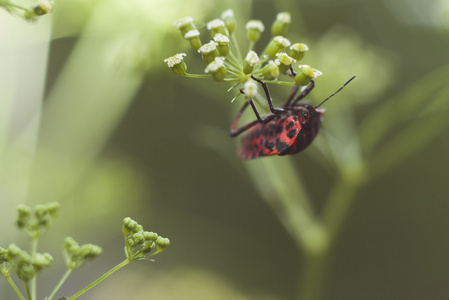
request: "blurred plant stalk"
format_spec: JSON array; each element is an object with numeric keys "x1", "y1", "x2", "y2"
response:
[{"x1": 243, "y1": 62, "x2": 449, "y2": 300}]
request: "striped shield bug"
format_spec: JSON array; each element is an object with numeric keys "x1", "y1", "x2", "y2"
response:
[{"x1": 230, "y1": 75, "x2": 355, "y2": 160}]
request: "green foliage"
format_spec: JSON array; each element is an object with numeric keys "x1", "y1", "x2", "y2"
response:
[
  {"x1": 166, "y1": 8, "x2": 449, "y2": 300},
  {"x1": 1, "y1": 203, "x2": 170, "y2": 300}
]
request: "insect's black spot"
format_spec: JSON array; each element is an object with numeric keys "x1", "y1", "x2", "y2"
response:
[
  {"x1": 251, "y1": 152, "x2": 256, "y2": 159},
  {"x1": 253, "y1": 143, "x2": 260, "y2": 150},
  {"x1": 277, "y1": 142, "x2": 289, "y2": 152},
  {"x1": 285, "y1": 121, "x2": 294, "y2": 131},
  {"x1": 264, "y1": 141, "x2": 275, "y2": 151},
  {"x1": 287, "y1": 129, "x2": 298, "y2": 139},
  {"x1": 275, "y1": 125, "x2": 283, "y2": 134},
  {"x1": 293, "y1": 117, "x2": 298, "y2": 122},
  {"x1": 258, "y1": 150, "x2": 265, "y2": 157},
  {"x1": 259, "y1": 138, "x2": 264, "y2": 145},
  {"x1": 295, "y1": 129, "x2": 304, "y2": 150}
]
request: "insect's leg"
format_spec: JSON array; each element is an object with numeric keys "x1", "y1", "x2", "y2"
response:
[
  {"x1": 250, "y1": 76, "x2": 285, "y2": 114},
  {"x1": 229, "y1": 99, "x2": 276, "y2": 137},
  {"x1": 291, "y1": 79, "x2": 315, "y2": 106},
  {"x1": 284, "y1": 86, "x2": 300, "y2": 107}
]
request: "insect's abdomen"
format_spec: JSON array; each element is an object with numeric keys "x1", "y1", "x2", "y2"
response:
[{"x1": 238, "y1": 120, "x2": 280, "y2": 160}]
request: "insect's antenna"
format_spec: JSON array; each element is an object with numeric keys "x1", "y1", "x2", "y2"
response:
[{"x1": 315, "y1": 76, "x2": 356, "y2": 108}]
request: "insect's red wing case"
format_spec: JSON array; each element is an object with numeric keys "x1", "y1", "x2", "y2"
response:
[{"x1": 238, "y1": 115, "x2": 302, "y2": 160}]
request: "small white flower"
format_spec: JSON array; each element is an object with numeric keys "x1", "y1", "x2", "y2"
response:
[
  {"x1": 298, "y1": 65, "x2": 323, "y2": 78},
  {"x1": 184, "y1": 29, "x2": 200, "y2": 39},
  {"x1": 290, "y1": 43, "x2": 309, "y2": 52},
  {"x1": 275, "y1": 52, "x2": 296, "y2": 65},
  {"x1": 214, "y1": 33, "x2": 229, "y2": 44},
  {"x1": 198, "y1": 41, "x2": 218, "y2": 54},
  {"x1": 39, "y1": 0, "x2": 53, "y2": 13},
  {"x1": 174, "y1": 17, "x2": 194, "y2": 29},
  {"x1": 245, "y1": 51, "x2": 260, "y2": 66},
  {"x1": 221, "y1": 9, "x2": 234, "y2": 19},
  {"x1": 276, "y1": 12, "x2": 291, "y2": 23},
  {"x1": 164, "y1": 53, "x2": 186, "y2": 68},
  {"x1": 243, "y1": 80, "x2": 258, "y2": 98},
  {"x1": 207, "y1": 19, "x2": 226, "y2": 30},
  {"x1": 312, "y1": 69, "x2": 323, "y2": 78},
  {"x1": 245, "y1": 20, "x2": 265, "y2": 32},
  {"x1": 205, "y1": 57, "x2": 225, "y2": 73},
  {"x1": 274, "y1": 36, "x2": 291, "y2": 47}
]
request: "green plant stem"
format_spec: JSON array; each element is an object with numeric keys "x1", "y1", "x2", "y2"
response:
[
  {"x1": 244, "y1": 157, "x2": 314, "y2": 249},
  {"x1": 298, "y1": 172, "x2": 363, "y2": 300},
  {"x1": 4, "y1": 274, "x2": 26, "y2": 300},
  {"x1": 47, "y1": 268, "x2": 73, "y2": 300},
  {"x1": 298, "y1": 246, "x2": 330, "y2": 300},
  {"x1": 230, "y1": 34, "x2": 243, "y2": 63},
  {"x1": 322, "y1": 171, "x2": 364, "y2": 243},
  {"x1": 30, "y1": 238, "x2": 38, "y2": 300},
  {"x1": 24, "y1": 281, "x2": 31, "y2": 300},
  {"x1": 66, "y1": 259, "x2": 130, "y2": 300},
  {"x1": 0, "y1": 1, "x2": 27, "y2": 10}
]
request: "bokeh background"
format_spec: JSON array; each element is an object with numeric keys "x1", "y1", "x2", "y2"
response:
[{"x1": 1, "y1": 0, "x2": 449, "y2": 299}]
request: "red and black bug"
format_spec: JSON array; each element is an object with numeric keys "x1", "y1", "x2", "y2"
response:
[{"x1": 230, "y1": 75, "x2": 355, "y2": 160}]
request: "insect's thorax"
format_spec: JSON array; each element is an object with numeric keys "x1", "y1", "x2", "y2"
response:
[{"x1": 284, "y1": 104, "x2": 322, "y2": 127}]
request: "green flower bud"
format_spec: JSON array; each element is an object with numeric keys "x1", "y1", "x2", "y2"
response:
[
  {"x1": 288, "y1": 43, "x2": 308, "y2": 61},
  {"x1": 221, "y1": 9, "x2": 236, "y2": 34},
  {"x1": 7, "y1": 244, "x2": 21, "y2": 260},
  {"x1": 198, "y1": 41, "x2": 219, "y2": 65},
  {"x1": 24, "y1": 10, "x2": 39, "y2": 22},
  {"x1": 275, "y1": 52, "x2": 296, "y2": 73},
  {"x1": 265, "y1": 36, "x2": 291, "y2": 58},
  {"x1": 184, "y1": 29, "x2": 202, "y2": 50},
  {"x1": 294, "y1": 65, "x2": 323, "y2": 86},
  {"x1": 243, "y1": 51, "x2": 260, "y2": 74},
  {"x1": 16, "y1": 204, "x2": 31, "y2": 229},
  {"x1": 63, "y1": 237, "x2": 78, "y2": 252},
  {"x1": 164, "y1": 53, "x2": 187, "y2": 75},
  {"x1": 207, "y1": 19, "x2": 228, "y2": 37},
  {"x1": 16, "y1": 252, "x2": 35, "y2": 281},
  {"x1": 31, "y1": 252, "x2": 53, "y2": 271},
  {"x1": 155, "y1": 237, "x2": 170, "y2": 252},
  {"x1": 0, "y1": 247, "x2": 8, "y2": 263},
  {"x1": 122, "y1": 217, "x2": 137, "y2": 234},
  {"x1": 143, "y1": 231, "x2": 159, "y2": 241},
  {"x1": 262, "y1": 60, "x2": 280, "y2": 80},
  {"x1": 174, "y1": 17, "x2": 196, "y2": 37},
  {"x1": 246, "y1": 20, "x2": 265, "y2": 43},
  {"x1": 79, "y1": 244, "x2": 102, "y2": 262},
  {"x1": 46, "y1": 202, "x2": 60, "y2": 217},
  {"x1": 271, "y1": 12, "x2": 291, "y2": 36},
  {"x1": 205, "y1": 57, "x2": 227, "y2": 82},
  {"x1": 133, "y1": 232, "x2": 144, "y2": 243},
  {"x1": 214, "y1": 34, "x2": 230, "y2": 56},
  {"x1": 34, "y1": 0, "x2": 52, "y2": 16},
  {"x1": 243, "y1": 80, "x2": 258, "y2": 99}
]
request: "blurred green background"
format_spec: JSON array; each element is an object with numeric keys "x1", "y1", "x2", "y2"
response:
[{"x1": 1, "y1": 0, "x2": 449, "y2": 299}]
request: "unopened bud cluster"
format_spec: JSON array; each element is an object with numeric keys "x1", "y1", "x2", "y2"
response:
[
  {"x1": 63, "y1": 237, "x2": 102, "y2": 270},
  {"x1": 122, "y1": 217, "x2": 170, "y2": 260},
  {"x1": 165, "y1": 10, "x2": 322, "y2": 96},
  {"x1": 0, "y1": 244, "x2": 52, "y2": 281},
  {"x1": 16, "y1": 202, "x2": 60, "y2": 239}
]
